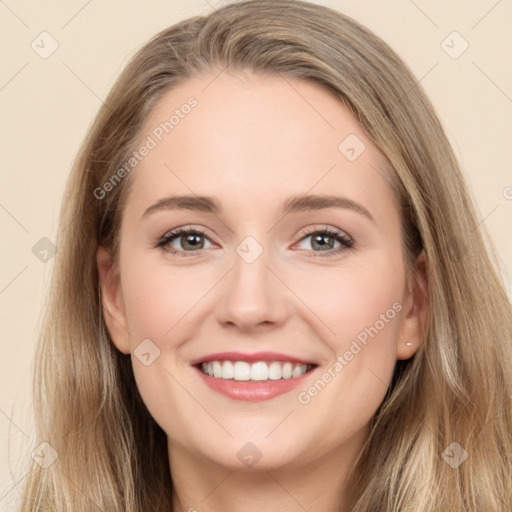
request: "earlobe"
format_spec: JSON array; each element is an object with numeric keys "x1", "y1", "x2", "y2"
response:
[
  {"x1": 96, "y1": 245, "x2": 131, "y2": 354},
  {"x1": 396, "y1": 250, "x2": 429, "y2": 360}
]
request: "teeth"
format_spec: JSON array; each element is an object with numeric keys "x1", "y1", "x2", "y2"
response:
[
  {"x1": 268, "y1": 361, "x2": 281, "y2": 380},
  {"x1": 234, "y1": 361, "x2": 250, "y2": 381},
  {"x1": 222, "y1": 360, "x2": 234, "y2": 379},
  {"x1": 282, "y1": 362, "x2": 293, "y2": 379},
  {"x1": 200, "y1": 360, "x2": 311, "y2": 381},
  {"x1": 212, "y1": 361, "x2": 222, "y2": 378},
  {"x1": 250, "y1": 361, "x2": 269, "y2": 381}
]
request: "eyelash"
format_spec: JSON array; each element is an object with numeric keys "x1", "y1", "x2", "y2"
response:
[{"x1": 155, "y1": 226, "x2": 354, "y2": 258}]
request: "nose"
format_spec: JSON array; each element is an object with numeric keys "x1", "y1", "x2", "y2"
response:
[{"x1": 215, "y1": 243, "x2": 291, "y2": 332}]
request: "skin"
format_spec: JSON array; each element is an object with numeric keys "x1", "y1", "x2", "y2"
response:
[{"x1": 97, "y1": 69, "x2": 429, "y2": 512}]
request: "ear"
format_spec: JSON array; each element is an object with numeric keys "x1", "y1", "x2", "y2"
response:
[
  {"x1": 97, "y1": 245, "x2": 130, "y2": 354},
  {"x1": 396, "y1": 250, "x2": 429, "y2": 360}
]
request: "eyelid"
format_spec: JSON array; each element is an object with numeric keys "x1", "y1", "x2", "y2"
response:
[{"x1": 295, "y1": 224, "x2": 353, "y2": 243}]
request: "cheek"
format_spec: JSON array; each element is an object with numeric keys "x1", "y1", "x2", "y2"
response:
[
  {"x1": 119, "y1": 260, "x2": 207, "y2": 434},
  {"x1": 291, "y1": 256, "x2": 405, "y2": 351},
  {"x1": 291, "y1": 256, "x2": 405, "y2": 418},
  {"x1": 121, "y1": 260, "x2": 209, "y2": 343}
]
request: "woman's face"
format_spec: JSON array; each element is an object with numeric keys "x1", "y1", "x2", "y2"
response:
[{"x1": 98, "y1": 70, "x2": 427, "y2": 471}]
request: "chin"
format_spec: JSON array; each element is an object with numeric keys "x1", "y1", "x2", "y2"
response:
[{"x1": 190, "y1": 430, "x2": 308, "y2": 471}]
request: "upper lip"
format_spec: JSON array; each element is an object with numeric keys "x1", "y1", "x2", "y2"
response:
[{"x1": 190, "y1": 351, "x2": 317, "y2": 366}]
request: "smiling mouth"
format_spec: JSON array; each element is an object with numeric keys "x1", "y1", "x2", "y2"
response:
[{"x1": 197, "y1": 360, "x2": 317, "y2": 382}]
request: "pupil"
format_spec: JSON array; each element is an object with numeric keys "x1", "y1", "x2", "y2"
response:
[
  {"x1": 183, "y1": 233, "x2": 203, "y2": 250},
  {"x1": 313, "y1": 234, "x2": 333, "y2": 250}
]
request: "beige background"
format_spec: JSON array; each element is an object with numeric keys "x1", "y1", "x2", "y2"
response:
[{"x1": 1, "y1": 0, "x2": 511, "y2": 507}]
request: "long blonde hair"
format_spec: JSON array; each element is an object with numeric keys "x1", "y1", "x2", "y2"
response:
[{"x1": 19, "y1": 1, "x2": 512, "y2": 510}]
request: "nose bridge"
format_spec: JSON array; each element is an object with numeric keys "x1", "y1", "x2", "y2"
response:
[{"x1": 216, "y1": 235, "x2": 288, "y2": 328}]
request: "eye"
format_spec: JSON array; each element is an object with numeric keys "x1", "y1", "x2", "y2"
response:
[
  {"x1": 294, "y1": 226, "x2": 354, "y2": 257},
  {"x1": 156, "y1": 227, "x2": 214, "y2": 257},
  {"x1": 155, "y1": 225, "x2": 354, "y2": 258}
]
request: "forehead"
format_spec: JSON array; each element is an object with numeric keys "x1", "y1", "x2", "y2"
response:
[{"x1": 123, "y1": 70, "x2": 396, "y2": 223}]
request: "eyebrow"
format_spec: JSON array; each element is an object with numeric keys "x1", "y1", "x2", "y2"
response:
[{"x1": 141, "y1": 194, "x2": 375, "y2": 223}]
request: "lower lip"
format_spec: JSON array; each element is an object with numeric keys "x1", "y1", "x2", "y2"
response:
[{"x1": 194, "y1": 366, "x2": 316, "y2": 402}]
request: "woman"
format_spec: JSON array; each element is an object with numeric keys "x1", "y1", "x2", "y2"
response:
[{"x1": 19, "y1": 0, "x2": 512, "y2": 510}]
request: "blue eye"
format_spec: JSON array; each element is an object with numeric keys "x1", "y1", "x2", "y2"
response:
[{"x1": 156, "y1": 226, "x2": 354, "y2": 258}]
